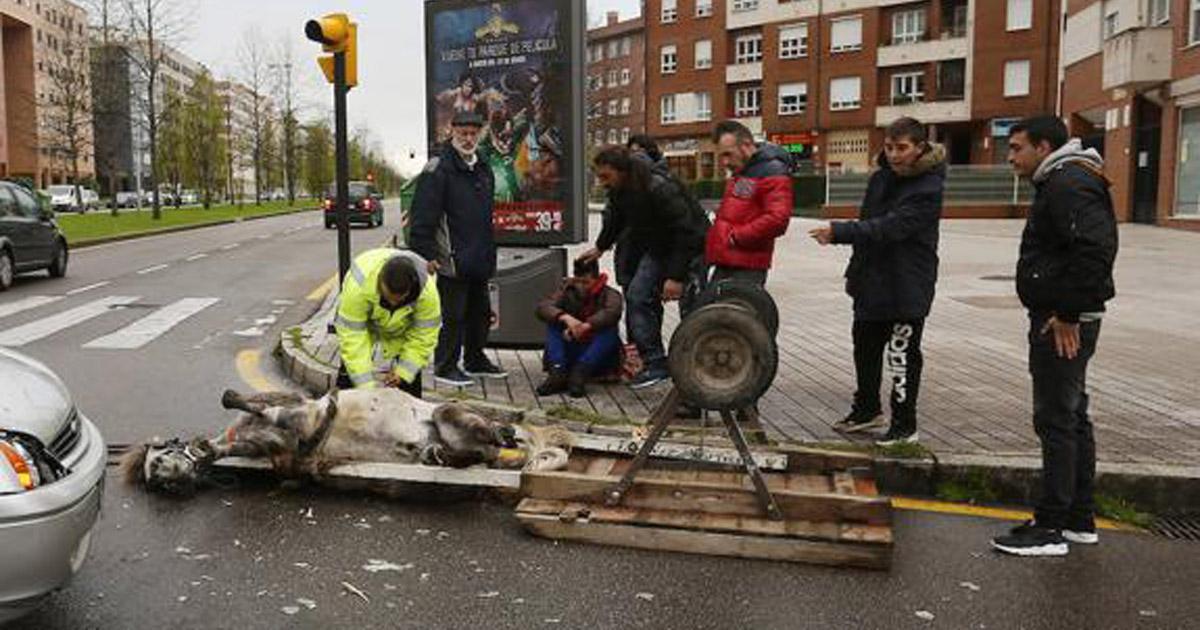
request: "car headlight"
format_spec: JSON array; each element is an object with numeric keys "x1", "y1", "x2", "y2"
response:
[{"x1": 0, "y1": 431, "x2": 67, "y2": 494}]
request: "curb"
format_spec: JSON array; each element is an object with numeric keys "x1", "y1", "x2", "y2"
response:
[
  {"x1": 71, "y1": 206, "x2": 319, "y2": 249},
  {"x1": 277, "y1": 286, "x2": 340, "y2": 396}
]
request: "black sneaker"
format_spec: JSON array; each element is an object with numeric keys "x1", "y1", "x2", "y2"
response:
[
  {"x1": 536, "y1": 369, "x2": 569, "y2": 396},
  {"x1": 832, "y1": 409, "x2": 886, "y2": 434},
  {"x1": 435, "y1": 367, "x2": 474, "y2": 387},
  {"x1": 463, "y1": 358, "x2": 509, "y2": 379},
  {"x1": 875, "y1": 425, "x2": 918, "y2": 446},
  {"x1": 992, "y1": 521, "x2": 1068, "y2": 557},
  {"x1": 628, "y1": 367, "x2": 669, "y2": 390}
]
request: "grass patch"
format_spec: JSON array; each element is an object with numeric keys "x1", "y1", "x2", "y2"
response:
[
  {"x1": 1096, "y1": 494, "x2": 1154, "y2": 529},
  {"x1": 544, "y1": 404, "x2": 631, "y2": 427},
  {"x1": 936, "y1": 469, "x2": 1000, "y2": 505},
  {"x1": 873, "y1": 441, "x2": 933, "y2": 460},
  {"x1": 57, "y1": 201, "x2": 313, "y2": 243}
]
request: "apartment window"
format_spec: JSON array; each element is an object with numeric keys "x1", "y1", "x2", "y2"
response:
[
  {"x1": 733, "y1": 0, "x2": 759, "y2": 12},
  {"x1": 831, "y1": 16, "x2": 863, "y2": 52},
  {"x1": 661, "y1": 95, "x2": 677, "y2": 123},
  {"x1": 734, "y1": 86, "x2": 762, "y2": 117},
  {"x1": 593, "y1": 129, "x2": 604, "y2": 145},
  {"x1": 937, "y1": 59, "x2": 966, "y2": 99},
  {"x1": 620, "y1": 37, "x2": 631, "y2": 56},
  {"x1": 1104, "y1": 10, "x2": 1119, "y2": 38},
  {"x1": 621, "y1": 127, "x2": 631, "y2": 144},
  {"x1": 696, "y1": 92, "x2": 712, "y2": 120},
  {"x1": 608, "y1": 99, "x2": 619, "y2": 116},
  {"x1": 893, "y1": 9, "x2": 925, "y2": 44},
  {"x1": 735, "y1": 33, "x2": 764, "y2": 64},
  {"x1": 593, "y1": 44, "x2": 603, "y2": 62},
  {"x1": 608, "y1": 129, "x2": 619, "y2": 144},
  {"x1": 696, "y1": 0, "x2": 714, "y2": 18},
  {"x1": 1148, "y1": 0, "x2": 1169, "y2": 25},
  {"x1": 1004, "y1": 60, "x2": 1031, "y2": 97},
  {"x1": 661, "y1": 0, "x2": 677, "y2": 23},
  {"x1": 589, "y1": 75, "x2": 601, "y2": 92},
  {"x1": 891, "y1": 72, "x2": 925, "y2": 104},
  {"x1": 778, "y1": 82, "x2": 808, "y2": 115},
  {"x1": 830, "y1": 76, "x2": 862, "y2": 110},
  {"x1": 780, "y1": 23, "x2": 808, "y2": 59},
  {"x1": 605, "y1": 40, "x2": 616, "y2": 59},
  {"x1": 661, "y1": 45, "x2": 678, "y2": 74},
  {"x1": 621, "y1": 68, "x2": 631, "y2": 85},
  {"x1": 621, "y1": 97, "x2": 631, "y2": 115},
  {"x1": 1006, "y1": 0, "x2": 1032, "y2": 31},
  {"x1": 695, "y1": 39, "x2": 713, "y2": 69},
  {"x1": 606, "y1": 69, "x2": 617, "y2": 87},
  {"x1": 1192, "y1": 0, "x2": 1200, "y2": 44}
]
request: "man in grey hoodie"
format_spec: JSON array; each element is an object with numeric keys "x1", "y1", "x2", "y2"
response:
[{"x1": 992, "y1": 115, "x2": 1118, "y2": 557}]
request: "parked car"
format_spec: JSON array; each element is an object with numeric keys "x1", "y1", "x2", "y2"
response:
[
  {"x1": 79, "y1": 189, "x2": 99, "y2": 212},
  {"x1": 115, "y1": 191, "x2": 141, "y2": 208},
  {"x1": 323, "y1": 181, "x2": 384, "y2": 229},
  {"x1": 45, "y1": 186, "x2": 83, "y2": 214},
  {"x1": 0, "y1": 347, "x2": 106, "y2": 623},
  {"x1": 1, "y1": 181, "x2": 69, "y2": 291},
  {"x1": 178, "y1": 190, "x2": 198, "y2": 205}
]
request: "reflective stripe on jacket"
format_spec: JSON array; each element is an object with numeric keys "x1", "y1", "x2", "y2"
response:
[{"x1": 335, "y1": 248, "x2": 441, "y2": 388}]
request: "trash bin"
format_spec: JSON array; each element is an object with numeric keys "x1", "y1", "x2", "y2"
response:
[{"x1": 487, "y1": 247, "x2": 566, "y2": 348}]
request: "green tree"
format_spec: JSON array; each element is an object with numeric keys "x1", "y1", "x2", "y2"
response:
[
  {"x1": 302, "y1": 120, "x2": 333, "y2": 199},
  {"x1": 183, "y1": 72, "x2": 226, "y2": 208}
]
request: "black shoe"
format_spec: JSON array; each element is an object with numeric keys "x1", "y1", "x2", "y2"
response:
[
  {"x1": 536, "y1": 368, "x2": 569, "y2": 397},
  {"x1": 463, "y1": 358, "x2": 509, "y2": 379},
  {"x1": 567, "y1": 365, "x2": 588, "y2": 398},
  {"x1": 992, "y1": 521, "x2": 1068, "y2": 557},
  {"x1": 832, "y1": 408, "x2": 886, "y2": 434},
  {"x1": 435, "y1": 367, "x2": 474, "y2": 387},
  {"x1": 875, "y1": 425, "x2": 918, "y2": 446},
  {"x1": 628, "y1": 366, "x2": 669, "y2": 390}
]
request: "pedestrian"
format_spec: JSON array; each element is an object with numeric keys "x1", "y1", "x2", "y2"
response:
[
  {"x1": 809, "y1": 117, "x2": 946, "y2": 446},
  {"x1": 708, "y1": 120, "x2": 795, "y2": 286},
  {"x1": 334, "y1": 248, "x2": 441, "y2": 397},
  {"x1": 577, "y1": 145, "x2": 709, "y2": 390},
  {"x1": 991, "y1": 115, "x2": 1117, "y2": 557},
  {"x1": 534, "y1": 258, "x2": 624, "y2": 398},
  {"x1": 409, "y1": 110, "x2": 509, "y2": 387}
]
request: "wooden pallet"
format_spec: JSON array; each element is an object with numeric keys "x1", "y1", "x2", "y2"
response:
[{"x1": 515, "y1": 451, "x2": 893, "y2": 570}]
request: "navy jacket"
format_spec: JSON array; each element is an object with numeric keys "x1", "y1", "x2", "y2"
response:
[
  {"x1": 409, "y1": 144, "x2": 497, "y2": 281},
  {"x1": 832, "y1": 145, "x2": 946, "y2": 322}
]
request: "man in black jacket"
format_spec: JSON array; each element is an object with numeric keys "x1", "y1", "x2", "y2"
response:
[
  {"x1": 409, "y1": 111, "x2": 508, "y2": 387},
  {"x1": 810, "y1": 117, "x2": 945, "y2": 447},
  {"x1": 991, "y1": 115, "x2": 1118, "y2": 557}
]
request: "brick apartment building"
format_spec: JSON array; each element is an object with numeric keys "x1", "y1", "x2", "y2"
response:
[
  {"x1": 586, "y1": 11, "x2": 646, "y2": 151},
  {"x1": 643, "y1": 0, "x2": 1061, "y2": 181},
  {"x1": 1, "y1": 0, "x2": 93, "y2": 187},
  {"x1": 1060, "y1": 0, "x2": 1200, "y2": 230}
]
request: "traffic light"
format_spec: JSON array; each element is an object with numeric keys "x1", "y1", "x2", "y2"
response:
[{"x1": 305, "y1": 13, "x2": 357, "y2": 88}]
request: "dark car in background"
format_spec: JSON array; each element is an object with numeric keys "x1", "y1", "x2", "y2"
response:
[
  {"x1": 323, "y1": 181, "x2": 384, "y2": 229},
  {"x1": 0, "y1": 181, "x2": 69, "y2": 291}
]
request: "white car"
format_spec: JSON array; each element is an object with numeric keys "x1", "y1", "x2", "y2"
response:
[
  {"x1": 0, "y1": 348, "x2": 105, "y2": 622},
  {"x1": 45, "y1": 186, "x2": 83, "y2": 214}
]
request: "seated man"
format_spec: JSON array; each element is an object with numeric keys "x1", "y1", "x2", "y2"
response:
[{"x1": 535, "y1": 259, "x2": 623, "y2": 398}]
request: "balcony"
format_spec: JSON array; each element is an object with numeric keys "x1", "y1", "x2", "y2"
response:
[
  {"x1": 1101, "y1": 26, "x2": 1173, "y2": 91},
  {"x1": 875, "y1": 95, "x2": 969, "y2": 126},
  {"x1": 726, "y1": 62, "x2": 763, "y2": 84},
  {"x1": 877, "y1": 35, "x2": 968, "y2": 68},
  {"x1": 727, "y1": 0, "x2": 816, "y2": 30}
]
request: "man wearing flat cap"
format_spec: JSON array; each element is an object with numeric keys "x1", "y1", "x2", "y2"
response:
[{"x1": 409, "y1": 110, "x2": 509, "y2": 386}]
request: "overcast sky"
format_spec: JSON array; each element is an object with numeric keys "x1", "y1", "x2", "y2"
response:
[{"x1": 182, "y1": 0, "x2": 641, "y2": 176}]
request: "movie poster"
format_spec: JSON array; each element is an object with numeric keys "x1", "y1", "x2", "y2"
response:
[{"x1": 424, "y1": 0, "x2": 585, "y2": 246}]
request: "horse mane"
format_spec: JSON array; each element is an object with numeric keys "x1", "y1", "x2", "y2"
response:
[{"x1": 117, "y1": 443, "x2": 151, "y2": 487}]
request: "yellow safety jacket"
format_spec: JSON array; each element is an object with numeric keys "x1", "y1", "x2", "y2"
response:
[{"x1": 335, "y1": 248, "x2": 441, "y2": 388}]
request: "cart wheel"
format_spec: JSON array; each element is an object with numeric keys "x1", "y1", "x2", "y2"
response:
[{"x1": 668, "y1": 303, "x2": 777, "y2": 411}]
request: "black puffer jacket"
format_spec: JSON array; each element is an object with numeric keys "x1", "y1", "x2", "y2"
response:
[
  {"x1": 1016, "y1": 140, "x2": 1117, "y2": 321},
  {"x1": 408, "y1": 144, "x2": 496, "y2": 281},
  {"x1": 832, "y1": 144, "x2": 946, "y2": 322}
]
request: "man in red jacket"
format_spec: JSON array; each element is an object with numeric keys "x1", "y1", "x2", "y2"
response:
[{"x1": 708, "y1": 120, "x2": 795, "y2": 285}]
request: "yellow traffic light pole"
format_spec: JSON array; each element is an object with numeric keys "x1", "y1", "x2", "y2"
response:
[{"x1": 306, "y1": 13, "x2": 357, "y2": 284}]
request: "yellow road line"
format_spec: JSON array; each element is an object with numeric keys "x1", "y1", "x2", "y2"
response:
[
  {"x1": 891, "y1": 497, "x2": 1137, "y2": 532},
  {"x1": 306, "y1": 273, "x2": 338, "y2": 301},
  {"x1": 235, "y1": 349, "x2": 276, "y2": 393}
]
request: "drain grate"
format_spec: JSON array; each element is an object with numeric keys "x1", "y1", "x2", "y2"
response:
[{"x1": 1149, "y1": 515, "x2": 1200, "y2": 542}]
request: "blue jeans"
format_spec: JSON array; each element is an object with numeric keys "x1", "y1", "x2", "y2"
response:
[
  {"x1": 625, "y1": 254, "x2": 706, "y2": 371},
  {"x1": 544, "y1": 323, "x2": 621, "y2": 375}
]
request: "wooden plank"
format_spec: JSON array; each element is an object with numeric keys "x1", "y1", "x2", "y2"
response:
[
  {"x1": 832, "y1": 471, "x2": 856, "y2": 495},
  {"x1": 516, "y1": 512, "x2": 890, "y2": 570},
  {"x1": 213, "y1": 457, "x2": 522, "y2": 489},
  {"x1": 626, "y1": 468, "x2": 832, "y2": 494},
  {"x1": 776, "y1": 444, "x2": 874, "y2": 473},
  {"x1": 517, "y1": 498, "x2": 893, "y2": 546},
  {"x1": 571, "y1": 434, "x2": 789, "y2": 471},
  {"x1": 521, "y1": 471, "x2": 892, "y2": 525}
]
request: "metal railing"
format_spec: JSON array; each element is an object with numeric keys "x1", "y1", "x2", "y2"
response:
[{"x1": 826, "y1": 164, "x2": 1034, "y2": 207}]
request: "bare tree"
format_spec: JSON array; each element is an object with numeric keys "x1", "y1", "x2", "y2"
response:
[
  {"x1": 270, "y1": 38, "x2": 300, "y2": 206},
  {"x1": 122, "y1": 0, "x2": 188, "y2": 219},
  {"x1": 37, "y1": 25, "x2": 95, "y2": 211},
  {"x1": 83, "y1": 0, "x2": 129, "y2": 213},
  {"x1": 238, "y1": 29, "x2": 271, "y2": 206}
]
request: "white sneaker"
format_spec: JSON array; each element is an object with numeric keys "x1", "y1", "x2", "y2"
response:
[{"x1": 1062, "y1": 529, "x2": 1099, "y2": 545}]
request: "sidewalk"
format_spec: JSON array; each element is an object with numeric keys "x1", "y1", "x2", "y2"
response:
[{"x1": 279, "y1": 215, "x2": 1200, "y2": 504}]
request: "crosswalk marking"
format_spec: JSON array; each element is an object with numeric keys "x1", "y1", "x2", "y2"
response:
[
  {"x1": 0, "y1": 295, "x2": 63, "y2": 320},
  {"x1": 66, "y1": 281, "x2": 111, "y2": 296},
  {"x1": 83, "y1": 298, "x2": 220, "y2": 350},
  {"x1": 0, "y1": 296, "x2": 140, "y2": 347}
]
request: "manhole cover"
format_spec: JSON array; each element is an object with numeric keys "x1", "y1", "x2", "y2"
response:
[
  {"x1": 950, "y1": 295, "x2": 1023, "y2": 310},
  {"x1": 980, "y1": 275, "x2": 1016, "y2": 282},
  {"x1": 1149, "y1": 515, "x2": 1200, "y2": 542}
]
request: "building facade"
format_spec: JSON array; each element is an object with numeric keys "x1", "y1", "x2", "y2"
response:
[
  {"x1": 644, "y1": 0, "x2": 1061, "y2": 180},
  {"x1": 1, "y1": 0, "x2": 93, "y2": 188},
  {"x1": 586, "y1": 11, "x2": 646, "y2": 152}
]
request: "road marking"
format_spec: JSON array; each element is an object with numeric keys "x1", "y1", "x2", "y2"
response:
[
  {"x1": 220, "y1": 243, "x2": 240, "y2": 251},
  {"x1": 66, "y1": 281, "x2": 111, "y2": 296},
  {"x1": 0, "y1": 295, "x2": 64, "y2": 320},
  {"x1": 185, "y1": 253, "x2": 208, "y2": 261},
  {"x1": 306, "y1": 274, "x2": 338, "y2": 301},
  {"x1": 0, "y1": 296, "x2": 140, "y2": 346},
  {"x1": 890, "y1": 497, "x2": 1136, "y2": 531},
  {"x1": 137, "y1": 264, "x2": 169, "y2": 274},
  {"x1": 83, "y1": 298, "x2": 220, "y2": 349},
  {"x1": 235, "y1": 349, "x2": 275, "y2": 393}
]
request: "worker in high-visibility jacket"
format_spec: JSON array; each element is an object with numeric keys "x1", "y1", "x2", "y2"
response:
[{"x1": 334, "y1": 248, "x2": 441, "y2": 396}]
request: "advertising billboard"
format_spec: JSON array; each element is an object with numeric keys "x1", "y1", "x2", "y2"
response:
[{"x1": 424, "y1": 0, "x2": 586, "y2": 246}]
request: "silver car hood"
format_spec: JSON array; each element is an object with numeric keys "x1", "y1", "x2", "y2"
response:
[{"x1": 0, "y1": 348, "x2": 72, "y2": 444}]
